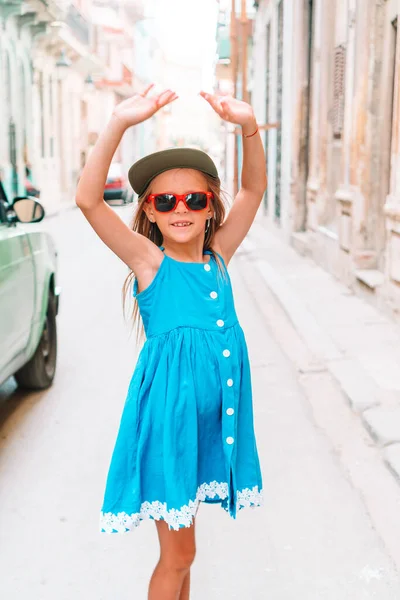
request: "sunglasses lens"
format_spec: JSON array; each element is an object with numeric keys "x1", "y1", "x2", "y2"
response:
[
  {"x1": 154, "y1": 194, "x2": 176, "y2": 212},
  {"x1": 186, "y1": 193, "x2": 208, "y2": 210}
]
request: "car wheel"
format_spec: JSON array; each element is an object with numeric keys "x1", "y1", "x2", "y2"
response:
[{"x1": 15, "y1": 292, "x2": 57, "y2": 390}]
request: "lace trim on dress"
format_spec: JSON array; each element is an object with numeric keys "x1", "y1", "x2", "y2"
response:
[
  {"x1": 237, "y1": 486, "x2": 263, "y2": 509},
  {"x1": 100, "y1": 482, "x2": 263, "y2": 533}
]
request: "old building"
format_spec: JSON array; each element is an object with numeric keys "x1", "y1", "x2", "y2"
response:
[
  {"x1": 250, "y1": 0, "x2": 400, "y2": 319},
  {"x1": 0, "y1": 0, "x2": 103, "y2": 209},
  {"x1": 0, "y1": 0, "x2": 162, "y2": 213},
  {"x1": 0, "y1": 0, "x2": 54, "y2": 200}
]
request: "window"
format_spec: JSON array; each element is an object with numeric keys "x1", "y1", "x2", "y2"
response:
[{"x1": 332, "y1": 44, "x2": 346, "y2": 139}]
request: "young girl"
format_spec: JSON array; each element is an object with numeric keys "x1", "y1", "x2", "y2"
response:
[{"x1": 76, "y1": 84, "x2": 267, "y2": 600}]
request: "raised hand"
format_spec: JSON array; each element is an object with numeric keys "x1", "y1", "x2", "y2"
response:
[
  {"x1": 113, "y1": 84, "x2": 178, "y2": 129},
  {"x1": 200, "y1": 91, "x2": 256, "y2": 129}
]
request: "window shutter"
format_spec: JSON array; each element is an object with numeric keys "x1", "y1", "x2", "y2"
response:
[{"x1": 333, "y1": 44, "x2": 346, "y2": 138}]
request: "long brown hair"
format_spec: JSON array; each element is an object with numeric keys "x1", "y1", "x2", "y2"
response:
[{"x1": 123, "y1": 172, "x2": 227, "y2": 339}]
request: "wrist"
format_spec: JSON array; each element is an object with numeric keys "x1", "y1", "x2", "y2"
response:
[
  {"x1": 108, "y1": 113, "x2": 129, "y2": 135},
  {"x1": 241, "y1": 119, "x2": 258, "y2": 137}
]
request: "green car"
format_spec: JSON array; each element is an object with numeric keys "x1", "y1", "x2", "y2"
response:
[{"x1": 0, "y1": 183, "x2": 60, "y2": 390}]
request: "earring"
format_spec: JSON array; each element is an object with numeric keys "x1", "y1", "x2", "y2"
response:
[{"x1": 205, "y1": 219, "x2": 211, "y2": 233}]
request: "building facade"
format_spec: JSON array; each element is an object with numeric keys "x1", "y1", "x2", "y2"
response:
[
  {"x1": 0, "y1": 0, "x2": 102, "y2": 210},
  {"x1": 0, "y1": 0, "x2": 161, "y2": 214},
  {"x1": 250, "y1": 0, "x2": 400, "y2": 320},
  {"x1": 0, "y1": 0, "x2": 52, "y2": 200}
]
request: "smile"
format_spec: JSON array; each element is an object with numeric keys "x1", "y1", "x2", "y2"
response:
[{"x1": 171, "y1": 222, "x2": 192, "y2": 227}]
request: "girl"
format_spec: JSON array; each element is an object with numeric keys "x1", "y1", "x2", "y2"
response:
[{"x1": 76, "y1": 84, "x2": 267, "y2": 600}]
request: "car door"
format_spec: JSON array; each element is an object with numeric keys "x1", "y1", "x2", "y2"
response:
[{"x1": 0, "y1": 197, "x2": 35, "y2": 373}]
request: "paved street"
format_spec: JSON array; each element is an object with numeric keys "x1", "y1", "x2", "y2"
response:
[{"x1": 1, "y1": 205, "x2": 400, "y2": 599}]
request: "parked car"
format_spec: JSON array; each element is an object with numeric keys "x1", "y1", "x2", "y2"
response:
[
  {"x1": 0, "y1": 181, "x2": 60, "y2": 390},
  {"x1": 104, "y1": 162, "x2": 134, "y2": 204},
  {"x1": 25, "y1": 164, "x2": 41, "y2": 198}
]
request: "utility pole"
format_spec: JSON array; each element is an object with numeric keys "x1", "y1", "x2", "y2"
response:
[
  {"x1": 230, "y1": 0, "x2": 238, "y2": 98},
  {"x1": 230, "y1": 0, "x2": 252, "y2": 195},
  {"x1": 230, "y1": 0, "x2": 279, "y2": 196},
  {"x1": 241, "y1": 0, "x2": 249, "y2": 104},
  {"x1": 230, "y1": 0, "x2": 239, "y2": 195}
]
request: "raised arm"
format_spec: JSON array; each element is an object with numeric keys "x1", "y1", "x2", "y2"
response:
[
  {"x1": 75, "y1": 85, "x2": 178, "y2": 274},
  {"x1": 200, "y1": 92, "x2": 267, "y2": 264}
]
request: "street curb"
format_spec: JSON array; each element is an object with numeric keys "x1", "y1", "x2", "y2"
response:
[
  {"x1": 362, "y1": 406, "x2": 400, "y2": 446},
  {"x1": 384, "y1": 443, "x2": 400, "y2": 483},
  {"x1": 255, "y1": 258, "x2": 342, "y2": 361},
  {"x1": 327, "y1": 358, "x2": 382, "y2": 413},
  {"x1": 240, "y1": 235, "x2": 400, "y2": 487}
]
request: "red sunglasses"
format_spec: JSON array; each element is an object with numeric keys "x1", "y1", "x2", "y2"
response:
[{"x1": 147, "y1": 191, "x2": 213, "y2": 213}]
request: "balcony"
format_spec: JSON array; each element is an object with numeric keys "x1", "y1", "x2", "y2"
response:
[
  {"x1": 123, "y1": 0, "x2": 146, "y2": 23},
  {"x1": 0, "y1": 0, "x2": 70, "y2": 32},
  {"x1": 0, "y1": 0, "x2": 23, "y2": 21},
  {"x1": 65, "y1": 2, "x2": 90, "y2": 46},
  {"x1": 217, "y1": 25, "x2": 230, "y2": 62}
]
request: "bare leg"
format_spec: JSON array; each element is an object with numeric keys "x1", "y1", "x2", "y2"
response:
[
  {"x1": 179, "y1": 571, "x2": 191, "y2": 600},
  {"x1": 148, "y1": 519, "x2": 196, "y2": 600}
]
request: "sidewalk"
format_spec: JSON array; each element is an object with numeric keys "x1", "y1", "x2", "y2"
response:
[{"x1": 240, "y1": 216, "x2": 400, "y2": 486}]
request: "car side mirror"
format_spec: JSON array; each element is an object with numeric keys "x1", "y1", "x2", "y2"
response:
[{"x1": 12, "y1": 197, "x2": 45, "y2": 223}]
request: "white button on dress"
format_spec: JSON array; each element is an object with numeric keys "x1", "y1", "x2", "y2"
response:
[
  {"x1": 226, "y1": 408, "x2": 234, "y2": 416},
  {"x1": 227, "y1": 378, "x2": 233, "y2": 387},
  {"x1": 217, "y1": 319, "x2": 224, "y2": 327},
  {"x1": 210, "y1": 291, "x2": 218, "y2": 299},
  {"x1": 226, "y1": 437, "x2": 234, "y2": 445},
  {"x1": 204, "y1": 263, "x2": 211, "y2": 272},
  {"x1": 223, "y1": 349, "x2": 231, "y2": 358}
]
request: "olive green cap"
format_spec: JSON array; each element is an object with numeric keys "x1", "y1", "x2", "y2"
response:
[{"x1": 128, "y1": 148, "x2": 219, "y2": 196}]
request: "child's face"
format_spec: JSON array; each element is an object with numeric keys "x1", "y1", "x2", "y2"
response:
[{"x1": 144, "y1": 169, "x2": 213, "y2": 245}]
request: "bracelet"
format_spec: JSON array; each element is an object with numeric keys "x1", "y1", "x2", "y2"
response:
[{"x1": 243, "y1": 126, "x2": 259, "y2": 138}]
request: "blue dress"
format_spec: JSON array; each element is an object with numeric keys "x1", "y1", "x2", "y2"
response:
[{"x1": 100, "y1": 249, "x2": 263, "y2": 533}]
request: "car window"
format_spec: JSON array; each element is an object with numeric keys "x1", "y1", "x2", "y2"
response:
[
  {"x1": 0, "y1": 181, "x2": 8, "y2": 223},
  {"x1": 0, "y1": 202, "x2": 7, "y2": 223}
]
